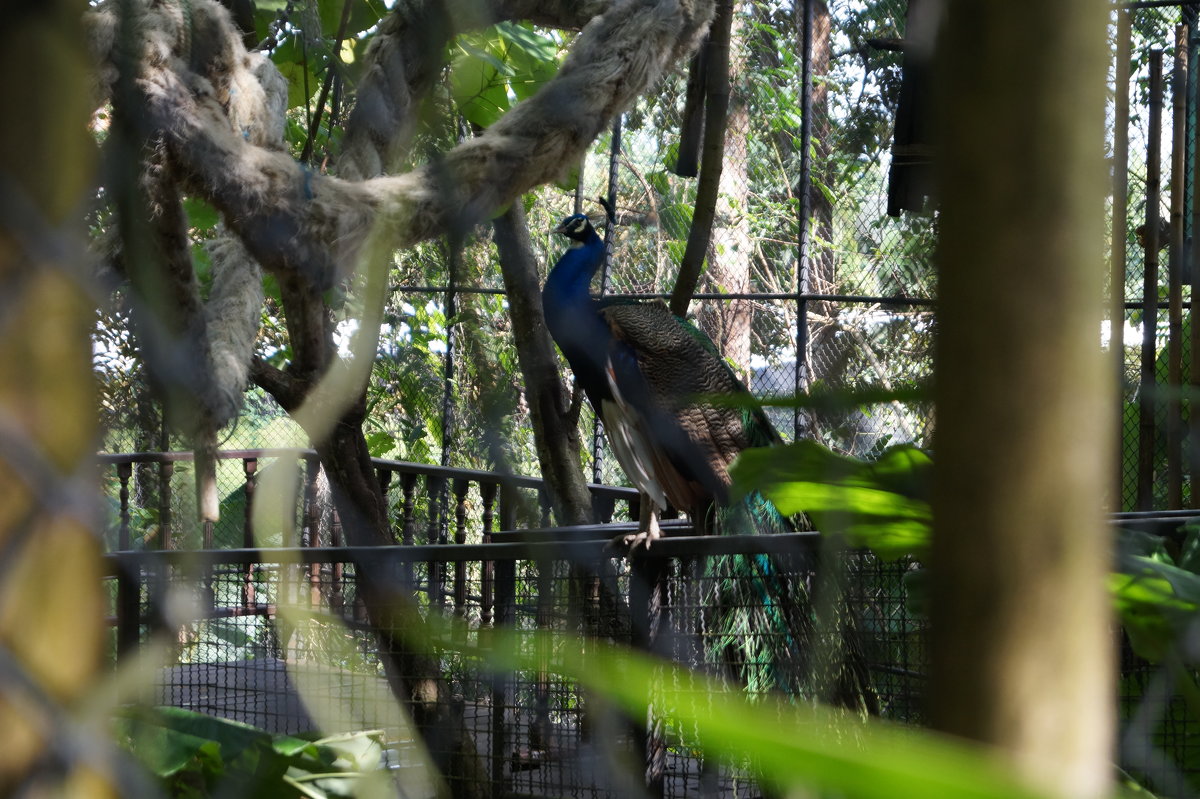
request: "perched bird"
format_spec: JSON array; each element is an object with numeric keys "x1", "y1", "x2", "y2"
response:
[
  {"x1": 542, "y1": 211, "x2": 733, "y2": 546},
  {"x1": 542, "y1": 208, "x2": 875, "y2": 706}
]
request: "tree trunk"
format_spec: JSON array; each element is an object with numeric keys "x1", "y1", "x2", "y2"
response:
[
  {"x1": 929, "y1": 3, "x2": 1113, "y2": 797},
  {"x1": 492, "y1": 203, "x2": 594, "y2": 525}
]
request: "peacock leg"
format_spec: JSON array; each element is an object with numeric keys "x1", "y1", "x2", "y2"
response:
[{"x1": 619, "y1": 492, "x2": 662, "y2": 551}]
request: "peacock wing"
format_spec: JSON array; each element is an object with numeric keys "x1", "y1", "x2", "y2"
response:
[{"x1": 599, "y1": 301, "x2": 771, "y2": 481}]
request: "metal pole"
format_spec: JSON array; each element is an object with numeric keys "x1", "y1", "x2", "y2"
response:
[
  {"x1": 794, "y1": 0, "x2": 815, "y2": 441},
  {"x1": 1168, "y1": 26, "x2": 1188, "y2": 508},
  {"x1": 1190, "y1": 15, "x2": 1200, "y2": 507},
  {"x1": 1138, "y1": 50, "x2": 1164, "y2": 511},
  {"x1": 593, "y1": 114, "x2": 623, "y2": 483},
  {"x1": 1113, "y1": 9, "x2": 1132, "y2": 509}
]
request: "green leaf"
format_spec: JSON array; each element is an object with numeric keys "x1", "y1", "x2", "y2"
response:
[
  {"x1": 448, "y1": 47, "x2": 510, "y2": 129},
  {"x1": 729, "y1": 441, "x2": 933, "y2": 560},
  {"x1": 659, "y1": 203, "x2": 694, "y2": 239},
  {"x1": 183, "y1": 197, "x2": 220, "y2": 232},
  {"x1": 319, "y1": 0, "x2": 388, "y2": 37},
  {"x1": 647, "y1": 169, "x2": 672, "y2": 198},
  {"x1": 433, "y1": 619, "x2": 1056, "y2": 799},
  {"x1": 365, "y1": 430, "x2": 397, "y2": 458},
  {"x1": 1111, "y1": 557, "x2": 1200, "y2": 662},
  {"x1": 113, "y1": 714, "x2": 223, "y2": 778}
]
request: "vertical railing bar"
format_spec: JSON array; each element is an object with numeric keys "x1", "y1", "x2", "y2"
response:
[
  {"x1": 1191, "y1": 13, "x2": 1200, "y2": 508},
  {"x1": 377, "y1": 466, "x2": 394, "y2": 541},
  {"x1": 115, "y1": 462, "x2": 139, "y2": 658},
  {"x1": 481, "y1": 481, "x2": 497, "y2": 628},
  {"x1": 401, "y1": 472, "x2": 417, "y2": 591},
  {"x1": 242, "y1": 457, "x2": 257, "y2": 611},
  {"x1": 427, "y1": 475, "x2": 446, "y2": 609},
  {"x1": 492, "y1": 567, "x2": 516, "y2": 793},
  {"x1": 629, "y1": 553, "x2": 668, "y2": 797},
  {"x1": 500, "y1": 481, "x2": 518, "y2": 534},
  {"x1": 117, "y1": 462, "x2": 132, "y2": 551},
  {"x1": 453, "y1": 478, "x2": 469, "y2": 623},
  {"x1": 492, "y1": 479, "x2": 519, "y2": 796}
]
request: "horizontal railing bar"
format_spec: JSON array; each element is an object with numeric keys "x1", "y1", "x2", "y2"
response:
[
  {"x1": 390, "y1": 285, "x2": 936, "y2": 306},
  {"x1": 96, "y1": 449, "x2": 639, "y2": 500},
  {"x1": 102, "y1": 511, "x2": 1200, "y2": 573},
  {"x1": 102, "y1": 532, "x2": 827, "y2": 572},
  {"x1": 490, "y1": 518, "x2": 693, "y2": 542}
]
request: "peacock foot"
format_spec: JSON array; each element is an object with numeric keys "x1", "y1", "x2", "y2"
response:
[{"x1": 616, "y1": 520, "x2": 662, "y2": 552}]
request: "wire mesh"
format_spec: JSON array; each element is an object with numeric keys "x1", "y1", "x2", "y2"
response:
[
  {"x1": 67, "y1": 0, "x2": 1200, "y2": 796},
  {"x1": 107, "y1": 537, "x2": 926, "y2": 798}
]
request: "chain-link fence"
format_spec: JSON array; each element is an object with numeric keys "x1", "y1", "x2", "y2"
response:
[
  {"x1": 106, "y1": 530, "x2": 920, "y2": 798},
  {"x1": 1116, "y1": 3, "x2": 1200, "y2": 512}
]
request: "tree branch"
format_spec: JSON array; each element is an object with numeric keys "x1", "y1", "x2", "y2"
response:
[
  {"x1": 119, "y1": 0, "x2": 712, "y2": 292},
  {"x1": 491, "y1": 203, "x2": 593, "y2": 525},
  {"x1": 669, "y1": 0, "x2": 731, "y2": 317}
]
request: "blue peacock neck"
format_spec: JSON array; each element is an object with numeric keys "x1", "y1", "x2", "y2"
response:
[{"x1": 542, "y1": 231, "x2": 606, "y2": 346}]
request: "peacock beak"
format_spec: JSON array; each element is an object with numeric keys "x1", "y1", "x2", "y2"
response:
[{"x1": 552, "y1": 222, "x2": 568, "y2": 235}]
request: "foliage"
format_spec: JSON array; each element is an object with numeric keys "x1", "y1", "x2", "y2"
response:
[
  {"x1": 450, "y1": 22, "x2": 562, "y2": 130},
  {"x1": 730, "y1": 436, "x2": 1200, "y2": 681},
  {"x1": 731, "y1": 439, "x2": 931, "y2": 560},
  {"x1": 419, "y1": 613, "x2": 1054, "y2": 799},
  {"x1": 113, "y1": 706, "x2": 391, "y2": 798},
  {"x1": 1113, "y1": 522, "x2": 1200, "y2": 665}
]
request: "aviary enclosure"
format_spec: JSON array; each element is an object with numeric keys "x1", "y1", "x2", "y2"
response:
[{"x1": 83, "y1": 0, "x2": 1200, "y2": 796}]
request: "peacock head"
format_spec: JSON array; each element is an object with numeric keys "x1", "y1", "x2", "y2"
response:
[{"x1": 553, "y1": 213, "x2": 597, "y2": 244}]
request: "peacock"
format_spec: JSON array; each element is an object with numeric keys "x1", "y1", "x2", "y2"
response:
[{"x1": 541, "y1": 207, "x2": 876, "y2": 707}]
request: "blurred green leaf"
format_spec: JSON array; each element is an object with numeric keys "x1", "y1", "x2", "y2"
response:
[
  {"x1": 438, "y1": 620, "x2": 1053, "y2": 799},
  {"x1": 183, "y1": 196, "x2": 220, "y2": 232},
  {"x1": 114, "y1": 706, "x2": 390, "y2": 798},
  {"x1": 730, "y1": 441, "x2": 932, "y2": 560},
  {"x1": 319, "y1": 0, "x2": 387, "y2": 37},
  {"x1": 1110, "y1": 560, "x2": 1200, "y2": 663}
]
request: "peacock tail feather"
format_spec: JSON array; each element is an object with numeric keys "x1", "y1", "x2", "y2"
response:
[{"x1": 704, "y1": 491, "x2": 878, "y2": 712}]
